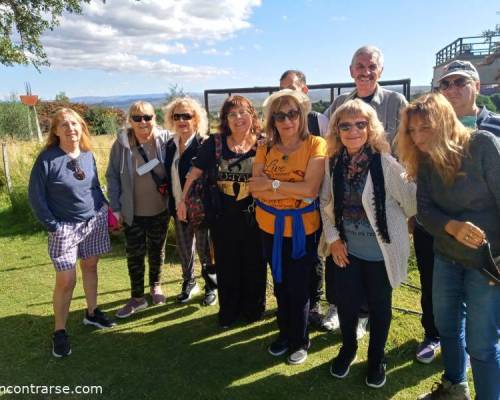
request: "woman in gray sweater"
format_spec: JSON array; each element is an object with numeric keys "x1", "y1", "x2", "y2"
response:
[{"x1": 397, "y1": 93, "x2": 500, "y2": 400}]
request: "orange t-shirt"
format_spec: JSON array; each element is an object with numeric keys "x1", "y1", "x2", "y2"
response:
[{"x1": 254, "y1": 135, "x2": 327, "y2": 237}]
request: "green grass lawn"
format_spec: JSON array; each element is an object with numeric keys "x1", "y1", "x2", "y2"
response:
[{"x1": 0, "y1": 203, "x2": 468, "y2": 400}]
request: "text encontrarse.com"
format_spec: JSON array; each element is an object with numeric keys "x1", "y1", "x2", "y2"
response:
[{"x1": 0, "y1": 385, "x2": 103, "y2": 395}]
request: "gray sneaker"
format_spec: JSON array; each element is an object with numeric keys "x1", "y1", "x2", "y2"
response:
[
  {"x1": 417, "y1": 377, "x2": 470, "y2": 400},
  {"x1": 288, "y1": 349, "x2": 308, "y2": 365},
  {"x1": 115, "y1": 298, "x2": 148, "y2": 319}
]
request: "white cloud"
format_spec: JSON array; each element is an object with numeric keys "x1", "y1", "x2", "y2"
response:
[
  {"x1": 41, "y1": 0, "x2": 261, "y2": 79},
  {"x1": 202, "y1": 48, "x2": 232, "y2": 56}
]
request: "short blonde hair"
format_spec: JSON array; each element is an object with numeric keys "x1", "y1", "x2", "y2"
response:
[
  {"x1": 264, "y1": 95, "x2": 310, "y2": 146},
  {"x1": 396, "y1": 92, "x2": 471, "y2": 185},
  {"x1": 326, "y1": 99, "x2": 390, "y2": 156},
  {"x1": 46, "y1": 108, "x2": 92, "y2": 151},
  {"x1": 162, "y1": 97, "x2": 208, "y2": 137}
]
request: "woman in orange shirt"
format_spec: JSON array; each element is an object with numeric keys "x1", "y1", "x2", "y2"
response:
[{"x1": 250, "y1": 89, "x2": 326, "y2": 365}]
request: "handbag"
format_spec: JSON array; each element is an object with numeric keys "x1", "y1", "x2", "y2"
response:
[
  {"x1": 478, "y1": 241, "x2": 500, "y2": 286},
  {"x1": 186, "y1": 134, "x2": 223, "y2": 227},
  {"x1": 107, "y1": 206, "x2": 120, "y2": 231}
]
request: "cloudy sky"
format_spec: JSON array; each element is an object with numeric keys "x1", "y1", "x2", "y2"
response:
[{"x1": 2, "y1": 0, "x2": 499, "y2": 99}]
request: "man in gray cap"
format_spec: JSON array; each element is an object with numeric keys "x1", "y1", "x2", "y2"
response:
[{"x1": 437, "y1": 60, "x2": 500, "y2": 136}]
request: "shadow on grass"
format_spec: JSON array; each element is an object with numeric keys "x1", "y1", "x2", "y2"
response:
[
  {"x1": 0, "y1": 296, "x2": 442, "y2": 400},
  {"x1": 0, "y1": 207, "x2": 43, "y2": 237}
]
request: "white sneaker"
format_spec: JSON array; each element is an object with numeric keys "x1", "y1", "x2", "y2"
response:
[
  {"x1": 356, "y1": 317, "x2": 369, "y2": 339},
  {"x1": 322, "y1": 304, "x2": 340, "y2": 331}
]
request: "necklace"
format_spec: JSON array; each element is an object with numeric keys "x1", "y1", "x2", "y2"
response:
[{"x1": 229, "y1": 135, "x2": 253, "y2": 154}]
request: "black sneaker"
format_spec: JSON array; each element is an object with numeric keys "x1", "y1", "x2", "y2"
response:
[
  {"x1": 202, "y1": 290, "x2": 217, "y2": 306},
  {"x1": 330, "y1": 347, "x2": 357, "y2": 378},
  {"x1": 83, "y1": 308, "x2": 116, "y2": 329},
  {"x1": 366, "y1": 361, "x2": 387, "y2": 388},
  {"x1": 268, "y1": 338, "x2": 289, "y2": 357},
  {"x1": 177, "y1": 279, "x2": 200, "y2": 303},
  {"x1": 52, "y1": 330, "x2": 71, "y2": 358}
]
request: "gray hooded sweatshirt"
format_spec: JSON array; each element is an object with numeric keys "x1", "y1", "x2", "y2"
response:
[{"x1": 106, "y1": 127, "x2": 171, "y2": 226}]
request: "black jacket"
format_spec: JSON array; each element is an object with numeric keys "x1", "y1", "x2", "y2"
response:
[{"x1": 164, "y1": 134, "x2": 204, "y2": 215}]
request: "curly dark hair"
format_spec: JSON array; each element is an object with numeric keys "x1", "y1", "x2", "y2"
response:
[{"x1": 218, "y1": 95, "x2": 261, "y2": 136}]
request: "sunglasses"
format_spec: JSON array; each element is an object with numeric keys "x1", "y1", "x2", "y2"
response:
[
  {"x1": 438, "y1": 77, "x2": 471, "y2": 91},
  {"x1": 173, "y1": 113, "x2": 193, "y2": 121},
  {"x1": 273, "y1": 109, "x2": 300, "y2": 123},
  {"x1": 131, "y1": 114, "x2": 154, "y2": 123},
  {"x1": 338, "y1": 120, "x2": 369, "y2": 132},
  {"x1": 67, "y1": 159, "x2": 85, "y2": 180}
]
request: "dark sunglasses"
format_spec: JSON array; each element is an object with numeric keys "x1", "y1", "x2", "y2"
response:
[
  {"x1": 273, "y1": 109, "x2": 300, "y2": 123},
  {"x1": 67, "y1": 159, "x2": 85, "y2": 180},
  {"x1": 131, "y1": 114, "x2": 154, "y2": 123},
  {"x1": 338, "y1": 120, "x2": 369, "y2": 132},
  {"x1": 438, "y1": 77, "x2": 470, "y2": 91},
  {"x1": 173, "y1": 113, "x2": 193, "y2": 121}
]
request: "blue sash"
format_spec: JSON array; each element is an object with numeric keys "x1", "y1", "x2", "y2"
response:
[{"x1": 256, "y1": 199, "x2": 318, "y2": 283}]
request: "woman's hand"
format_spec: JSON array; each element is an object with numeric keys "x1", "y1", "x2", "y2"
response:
[
  {"x1": 177, "y1": 200, "x2": 187, "y2": 222},
  {"x1": 445, "y1": 220, "x2": 486, "y2": 249},
  {"x1": 330, "y1": 239, "x2": 349, "y2": 267},
  {"x1": 249, "y1": 176, "x2": 271, "y2": 192}
]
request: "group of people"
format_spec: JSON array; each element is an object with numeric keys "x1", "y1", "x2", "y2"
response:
[{"x1": 28, "y1": 45, "x2": 499, "y2": 399}]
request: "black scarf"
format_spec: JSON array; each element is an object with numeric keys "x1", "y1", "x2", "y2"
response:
[{"x1": 332, "y1": 146, "x2": 390, "y2": 244}]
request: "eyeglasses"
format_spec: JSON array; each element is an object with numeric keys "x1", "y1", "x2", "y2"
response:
[
  {"x1": 438, "y1": 77, "x2": 471, "y2": 91},
  {"x1": 227, "y1": 110, "x2": 250, "y2": 119},
  {"x1": 67, "y1": 159, "x2": 85, "y2": 180},
  {"x1": 338, "y1": 120, "x2": 369, "y2": 132},
  {"x1": 173, "y1": 113, "x2": 193, "y2": 121},
  {"x1": 131, "y1": 115, "x2": 154, "y2": 123},
  {"x1": 273, "y1": 109, "x2": 300, "y2": 123}
]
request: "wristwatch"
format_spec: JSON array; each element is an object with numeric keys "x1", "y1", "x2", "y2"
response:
[{"x1": 272, "y1": 179, "x2": 281, "y2": 192}]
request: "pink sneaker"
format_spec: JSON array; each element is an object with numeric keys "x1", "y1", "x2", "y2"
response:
[
  {"x1": 151, "y1": 286, "x2": 166, "y2": 305},
  {"x1": 115, "y1": 298, "x2": 148, "y2": 318}
]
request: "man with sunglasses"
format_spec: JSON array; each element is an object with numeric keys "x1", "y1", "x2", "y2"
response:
[
  {"x1": 437, "y1": 60, "x2": 500, "y2": 137},
  {"x1": 322, "y1": 46, "x2": 407, "y2": 337}
]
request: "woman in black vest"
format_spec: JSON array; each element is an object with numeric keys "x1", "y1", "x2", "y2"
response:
[{"x1": 164, "y1": 97, "x2": 217, "y2": 306}]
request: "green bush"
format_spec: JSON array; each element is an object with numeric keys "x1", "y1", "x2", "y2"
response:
[
  {"x1": 477, "y1": 94, "x2": 497, "y2": 112},
  {"x1": 0, "y1": 100, "x2": 36, "y2": 140},
  {"x1": 85, "y1": 107, "x2": 118, "y2": 135}
]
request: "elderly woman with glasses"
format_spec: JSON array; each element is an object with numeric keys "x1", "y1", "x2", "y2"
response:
[
  {"x1": 320, "y1": 99, "x2": 416, "y2": 387},
  {"x1": 106, "y1": 101, "x2": 171, "y2": 319},
  {"x1": 397, "y1": 93, "x2": 500, "y2": 400},
  {"x1": 249, "y1": 89, "x2": 327, "y2": 365},
  {"x1": 29, "y1": 108, "x2": 114, "y2": 358},
  {"x1": 177, "y1": 95, "x2": 267, "y2": 328},
  {"x1": 163, "y1": 97, "x2": 217, "y2": 306}
]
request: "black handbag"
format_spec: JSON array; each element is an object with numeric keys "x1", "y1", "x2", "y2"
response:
[{"x1": 478, "y1": 241, "x2": 500, "y2": 286}]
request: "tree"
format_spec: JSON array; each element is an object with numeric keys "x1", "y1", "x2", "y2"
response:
[
  {"x1": 55, "y1": 91, "x2": 70, "y2": 102},
  {"x1": 164, "y1": 84, "x2": 186, "y2": 104},
  {"x1": 0, "y1": 0, "x2": 97, "y2": 70},
  {"x1": 476, "y1": 94, "x2": 497, "y2": 112}
]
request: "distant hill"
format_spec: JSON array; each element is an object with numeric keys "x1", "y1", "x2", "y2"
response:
[{"x1": 71, "y1": 85, "x2": 431, "y2": 112}]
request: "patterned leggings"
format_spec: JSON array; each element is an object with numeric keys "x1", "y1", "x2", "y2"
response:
[{"x1": 124, "y1": 211, "x2": 169, "y2": 298}]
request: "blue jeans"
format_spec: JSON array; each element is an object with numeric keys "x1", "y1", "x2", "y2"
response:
[{"x1": 433, "y1": 255, "x2": 500, "y2": 400}]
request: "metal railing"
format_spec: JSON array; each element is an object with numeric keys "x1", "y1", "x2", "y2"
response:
[
  {"x1": 435, "y1": 34, "x2": 500, "y2": 66},
  {"x1": 203, "y1": 79, "x2": 411, "y2": 115}
]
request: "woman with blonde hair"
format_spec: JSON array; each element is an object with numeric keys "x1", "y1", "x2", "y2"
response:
[
  {"x1": 250, "y1": 89, "x2": 327, "y2": 365},
  {"x1": 397, "y1": 92, "x2": 500, "y2": 400},
  {"x1": 320, "y1": 99, "x2": 416, "y2": 387},
  {"x1": 29, "y1": 108, "x2": 114, "y2": 358},
  {"x1": 107, "y1": 101, "x2": 171, "y2": 318},
  {"x1": 163, "y1": 97, "x2": 217, "y2": 305}
]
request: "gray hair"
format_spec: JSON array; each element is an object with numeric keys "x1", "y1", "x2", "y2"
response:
[{"x1": 351, "y1": 45, "x2": 384, "y2": 68}]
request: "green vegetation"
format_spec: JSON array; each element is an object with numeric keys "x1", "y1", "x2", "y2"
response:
[
  {"x1": 84, "y1": 107, "x2": 119, "y2": 136},
  {"x1": 0, "y1": 200, "x2": 474, "y2": 399},
  {"x1": 477, "y1": 94, "x2": 497, "y2": 112},
  {"x1": 0, "y1": 97, "x2": 37, "y2": 140}
]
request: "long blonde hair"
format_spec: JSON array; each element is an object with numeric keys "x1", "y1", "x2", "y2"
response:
[
  {"x1": 326, "y1": 99, "x2": 390, "y2": 156},
  {"x1": 396, "y1": 93, "x2": 471, "y2": 185},
  {"x1": 46, "y1": 108, "x2": 92, "y2": 151}
]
